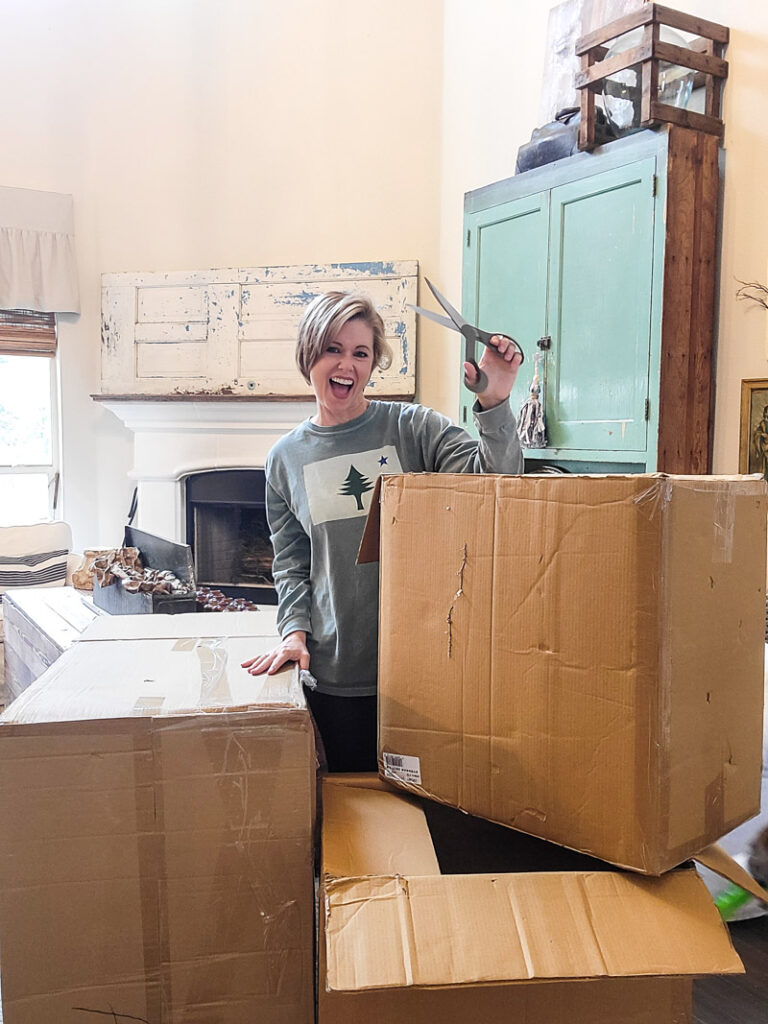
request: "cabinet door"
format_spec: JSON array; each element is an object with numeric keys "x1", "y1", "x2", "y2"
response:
[
  {"x1": 463, "y1": 192, "x2": 549, "y2": 421},
  {"x1": 546, "y1": 158, "x2": 656, "y2": 454}
]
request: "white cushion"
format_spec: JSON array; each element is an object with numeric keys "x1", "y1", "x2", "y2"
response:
[{"x1": 0, "y1": 522, "x2": 73, "y2": 609}]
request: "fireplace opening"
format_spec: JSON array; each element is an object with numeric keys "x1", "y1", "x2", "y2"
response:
[{"x1": 185, "y1": 469, "x2": 277, "y2": 605}]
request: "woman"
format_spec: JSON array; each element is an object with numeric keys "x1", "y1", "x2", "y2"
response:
[{"x1": 242, "y1": 290, "x2": 523, "y2": 770}]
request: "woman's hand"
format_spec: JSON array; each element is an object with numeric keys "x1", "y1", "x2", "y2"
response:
[
  {"x1": 241, "y1": 630, "x2": 310, "y2": 676},
  {"x1": 466, "y1": 335, "x2": 524, "y2": 410}
]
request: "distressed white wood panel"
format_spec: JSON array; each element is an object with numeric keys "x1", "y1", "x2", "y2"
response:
[
  {"x1": 238, "y1": 260, "x2": 416, "y2": 285},
  {"x1": 135, "y1": 323, "x2": 208, "y2": 343},
  {"x1": 137, "y1": 286, "x2": 208, "y2": 323},
  {"x1": 239, "y1": 340, "x2": 303, "y2": 374},
  {"x1": 205, "y1": 283, "x2": 241, "y2": 385},
  {"x1": 100, "y1": 261, "x2": 417, "y2": 398},
  {"x1": 101, "y1": 286, "x2": 138, "y2": 390},
  {"x1": 136, "y1": 342, "x2": 208, "y2": 377}
]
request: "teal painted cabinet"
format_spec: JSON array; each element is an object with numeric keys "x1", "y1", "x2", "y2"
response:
[{"x1": 461, "y1": 126, "x2": 720, "y2": 474}]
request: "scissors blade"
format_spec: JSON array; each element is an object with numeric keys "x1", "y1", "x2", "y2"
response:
[
  {"x1": 407, "y1": 304, "x2": 460, "y2": 333},
  {"x1": 425, "y1": 277, "x2": 468, "y2": 330}
]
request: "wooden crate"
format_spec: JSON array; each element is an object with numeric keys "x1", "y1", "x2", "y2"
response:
[{"x1": 575, "y1": 5, "x2": 728, "y2": 150}]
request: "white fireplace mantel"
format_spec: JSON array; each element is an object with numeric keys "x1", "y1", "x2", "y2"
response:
[{"x1": 99, "y1": 398, "x2": 315, "y2": 542}]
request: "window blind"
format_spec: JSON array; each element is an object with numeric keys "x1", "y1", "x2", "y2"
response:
[{"x1": 0, "y1": 309, "x2": 56, "y2": 356}]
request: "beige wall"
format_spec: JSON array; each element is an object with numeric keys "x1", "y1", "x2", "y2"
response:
[
  {"x1": 1, "y1": 0, "x2": 766, "y2": 546},
  {"x1": 1, "y1": 0, "x2": 443, "y2": 548}
]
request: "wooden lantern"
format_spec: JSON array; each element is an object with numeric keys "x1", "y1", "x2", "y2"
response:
[{"x1": 575, "y1": 4, "x2": 728, "y2": 151}]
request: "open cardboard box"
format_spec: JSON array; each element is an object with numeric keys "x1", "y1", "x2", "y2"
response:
[
  {"x1": 319, "y1": 774, "x2": 766, "y2": 1024},
  {"x1": 0, "y1": 610, "x2": 315, "y2": 1024},
  {"x1": 360, "y1": 473, "x2": 768, "y2": 874}
]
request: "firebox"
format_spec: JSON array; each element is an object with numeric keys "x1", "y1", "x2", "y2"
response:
[{"x1": 184, "y1": 469, "x2": 277, "y2": 604}]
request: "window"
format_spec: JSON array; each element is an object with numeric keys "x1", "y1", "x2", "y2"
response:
[{"x1": 0, "y1": 310, "x2": 60, "y2": 525}]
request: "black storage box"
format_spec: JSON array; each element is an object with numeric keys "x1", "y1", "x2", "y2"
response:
[{"x1": 92, "y1": 527, "x2": 197, "y2": 615}]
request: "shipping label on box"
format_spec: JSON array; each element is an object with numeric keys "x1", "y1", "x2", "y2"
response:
[{"x1": 368, "y1": 473, "x2": 768, "y2": 874}]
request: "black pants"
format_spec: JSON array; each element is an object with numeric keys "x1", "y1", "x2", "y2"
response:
[{"x1": 305, "y1": 688, "x2": 378, "y2": 773}]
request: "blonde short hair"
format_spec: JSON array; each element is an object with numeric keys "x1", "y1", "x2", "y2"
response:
[{"x1": 296, "y1": 291, "x2": 393, "y2": 384}]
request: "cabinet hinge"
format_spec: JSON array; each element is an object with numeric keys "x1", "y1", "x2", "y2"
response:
[
  {"x1": 644, "y1": 398, "x2": 650, "y2": 421},
  {"x1": 466, "y1": 229, "x2": 471, "y2": 247},
  {"x1": 651, "y1": 175, "x2": 657, "y2": 197}
]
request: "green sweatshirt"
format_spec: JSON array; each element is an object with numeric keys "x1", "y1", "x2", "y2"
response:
[{"x1": 265, "y1": 399, "x2": 523, "y2": 696}]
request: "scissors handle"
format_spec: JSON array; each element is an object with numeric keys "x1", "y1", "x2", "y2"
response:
[
  {"x1": 464, "y1": 361, "x2": 489, "y2": 394},
  {"x1": 474, "y1": 329, "x2": 525, "y2": 364}
]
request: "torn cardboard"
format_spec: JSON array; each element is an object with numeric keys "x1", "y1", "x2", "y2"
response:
[
  {"x1": 318, "y1": 775, "x2": 742, "y2": 1024},
  {"x1": 0, "y1": 614, "x2": 315, "y2": 1024},
  {"x1": 367, "y1": 473, "x2": 768, "y2": 874}
]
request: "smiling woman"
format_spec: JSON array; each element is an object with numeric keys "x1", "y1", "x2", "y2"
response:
[
  {"x1": 309, "y1": 318, "x2": 377, "y2": 426},
  {"x1": 241, "y1": 289, "x2": 525, "y2": 772}
]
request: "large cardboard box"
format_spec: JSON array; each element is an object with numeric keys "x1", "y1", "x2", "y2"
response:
[
  {"x1": 318, "y1": 775, "x2": 743, "y2": 1024},
  {"x1": 0, "y1": 611, "x2": 315, "y2": 1024},
  {"x1": 362, "y1": 473, "x2": 768, "y2": 874}
]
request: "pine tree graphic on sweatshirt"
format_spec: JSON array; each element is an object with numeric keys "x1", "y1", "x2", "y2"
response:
[{"x1": 339, "y1": 464, "x2": 374, "y2": 510}]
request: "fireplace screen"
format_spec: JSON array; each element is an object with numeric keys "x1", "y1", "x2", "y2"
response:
[{"x1": 185, "y1": 469, "x2": 276, "y2": 604}]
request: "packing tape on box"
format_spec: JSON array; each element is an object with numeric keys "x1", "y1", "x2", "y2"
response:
[{"x1": 712, "y1": 488, "x2": 735, "y2": 564}]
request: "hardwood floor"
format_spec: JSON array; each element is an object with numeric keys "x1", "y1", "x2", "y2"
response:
[{"x1": 694, "y1": 916, "x2": 768, "y2": 1024}]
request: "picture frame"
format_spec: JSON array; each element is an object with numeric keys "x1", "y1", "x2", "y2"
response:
[{"x1": 739, "y1": 378, "x2": 768, "y2": 477}]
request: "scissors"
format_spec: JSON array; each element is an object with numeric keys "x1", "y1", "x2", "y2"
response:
[{"x1": 409, "y1": 278, "x2": 524, "y2": 394}]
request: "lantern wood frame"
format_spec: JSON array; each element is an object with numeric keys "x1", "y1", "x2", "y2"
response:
[{"x1": 575, "y1": 4, "x2": 728, "y2": 151}]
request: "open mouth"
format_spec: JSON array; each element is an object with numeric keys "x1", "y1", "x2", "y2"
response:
[{"x1": 329, "y1": 376, "x2": 354, "y2": 397}]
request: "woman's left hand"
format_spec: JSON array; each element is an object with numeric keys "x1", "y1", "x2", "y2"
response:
[{"x1": 465, "y1": 335, "x2": 523, "y2": 410}]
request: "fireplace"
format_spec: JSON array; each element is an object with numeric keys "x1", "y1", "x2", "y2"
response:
[
  {"x1": 97, "y1": 398, "x2": 315, "y2": 547},
  {"x1": 185, "y1": 469, "x2": 277, "y2": 604}
]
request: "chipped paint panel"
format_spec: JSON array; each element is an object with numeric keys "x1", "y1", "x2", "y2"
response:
[
  {"x1": 100, "y1": 262, "x2": 416, "y2": 398},
  {"x1": 100, "y1": 261, "x2": 418, "y2": 289},
  {"x1": 205, "y1": 282, "x2": 241, "y2": 383},
  {"x1": 136, "y1": 342, "x2": 208, "y2": 378},
  {"x1": 240, "y1": 278, "x2": 411, "y2": 320},
  {"x1": 101, "y1": 285, "x2": 138, "y2": 388},
  {"x1": 137, "y1": 285, "x2": 208, "y2": 323},
  {"x1": 238, "y1": 316, "x2": 296, "y2": 343},
  {"x1": 239, "y1": 340, "x2": 302, "y2": 376},
  {"x1": 101, "y1": 269, "x2": 240, "y2": 288},
  {"x1": 239, "y1": 260, "x2": 418, "y2": 285},
  {"x1": 135, "y1": 322, "x2": 208, "y2": 343}
]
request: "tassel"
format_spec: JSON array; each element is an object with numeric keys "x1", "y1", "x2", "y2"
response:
[{"x1": 517, "y1": 351, "x2": 548, "y2": 448}]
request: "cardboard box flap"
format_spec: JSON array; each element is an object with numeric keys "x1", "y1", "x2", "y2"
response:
[
  {"x1": 1, "y1": 636, "x2": 302, "y2": 724},
  {"x1": 322, "y1": 780, "x2": 742, "y2": 993},
  {"x1": 696, "y1": 843, "x2": 768, "y2": 904},
  {"x1": 324, "y1": 870, "x2": 741, "y2": 992},
  {"x1": 323, "y1": 780, "x2": 439, "y2": 878},
  {"x1": 80, "y1": 608, "x2": 279, "y2": 642},
  {"x1": 357, "y1": 476, "x2": 384, "y2": 564}
]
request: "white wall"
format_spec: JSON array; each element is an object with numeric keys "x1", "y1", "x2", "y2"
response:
[
  {"x1": 1, "y1": 0, "x2": 443, "y2": 549},
  {"x1": 2, "y1": 0, "x2": 767, "y2": 548}
]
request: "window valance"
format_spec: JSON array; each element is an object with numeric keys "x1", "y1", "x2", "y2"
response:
[{"x1": 0, "y1": 186, "x2": 80, "y2": 314}]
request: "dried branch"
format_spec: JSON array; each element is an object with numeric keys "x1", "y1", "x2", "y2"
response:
[{"x1": 735, "y1": 278, "x2": 768, "y2": 311}]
